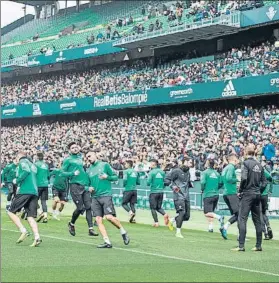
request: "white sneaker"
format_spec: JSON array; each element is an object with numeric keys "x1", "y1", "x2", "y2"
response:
[
  {"x1": 175, "y1": 232, "x2": 184, "y2": 238},
  {"x1": 52, "y1": 214, "x2": 60, "y2": 221}
]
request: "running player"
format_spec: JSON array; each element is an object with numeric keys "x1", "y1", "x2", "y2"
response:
[
  {"x1": 86, "y1": 151, "x2": 130, "y2": 248},
  {"x1": 147, "y1": 159, "x2": 169, "y2": 228},
  {"x1": 50, "y1": 163, "x2": 68, "y2": 221},
  {"x1": 35, "y1": 152, "x2": 50, "y2": 223},
  {"x1": 122, "y1": 160, "x2": 140, "y2": 223},
  {"x1": 61, "y1": 142, "x2": 98, "y2": 237},
  {"x1": 201, "y1": 158, "x2": 224, "y2": 232},
  {"x1": 7, "y1": 151, "x2": 42, "y2": 247},
  {"x1": 261, "y1": 165, "x2": 273, "y2": 240},
  {"x1": 220, "y1": 154, "x2": 239, "y2": 239},
  {"x1": 1, "y1": 157, "x2": 17, "y2": 210},
  {"x1": 164, "y1": 159, "x2": 192, "y2": 238}
]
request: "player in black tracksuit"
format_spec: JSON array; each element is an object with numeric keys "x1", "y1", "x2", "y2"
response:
[
  {"x1": 164, "y1": 160, "x2": 192, "y2": 238},
  {"x1": 232, "y1": 146, "x2": 267, "y2": 252}
]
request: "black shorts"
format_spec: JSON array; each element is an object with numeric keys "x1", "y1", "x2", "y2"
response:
[
  {"x1": 70, "y1": 183, "x2": 92, "y2": 211},
  {"x1": 9, "y1": 194, "x2": 38, "y2": 218},
  {"x1": 7, "y1": 182, "x2": 17, "y2": 196},
  {"x1": 223, "y1": 194, "x2": 239, "y2": 215},
  {"x1": 203, "y1": 195, "x2": 219, "y2": 214},
  {"x1": 260, "y1": 195, "x2": 269, "y2": 214},
  {"x1": 149, "y1": 193, "x2": 164, "y2": 210},
  {"x1": 92, "y1": 196, "x2": 116, "y2": 217},
  {"x1": 174, "y1": 199, "x2": 191, "y2": 221},
  {"x1": 38, "y1": 187, "x2": 49, "y2": 201},
  {"x1": 52, "y1": 187, "x2": 67, "y2": 202},
  {"x1": 122, "y1": 190, "x2": 137, "y2": 205}
]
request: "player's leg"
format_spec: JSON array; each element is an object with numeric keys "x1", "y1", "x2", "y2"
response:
[
  {"x1": 52, "y1": 188, "x2": 60, "y2": 220},
  {"x1": 37, "y1": 187, "x2": 48, "y2": 223},
  {"x1": 26, "y1": 196, "x2": 42, "y2": 247},
  {"x1": 7, "y1": 195, "x2": 32, "y2": 243},
  {"x1": 156, "y1": 193, "x2": 169, "y2": 225},
  {"x1": 221, "y1": 195, "x2": 239, "y2": 239},
  {"x1": 129, "y1": 191, "x2": 137, "y2": 223},
  {"x1": 251, "y1": 195, "x2": 263, "y2": 251},
  {"x1": 261, "y1": 195, "x2": 273, "y2": 240},
  {"x1": 149, "y1": 193, "x2": 159, "y2": 227},
  {"x1": 68, "y1": 184, "x2": 84, "y2": 236},
  {"x1": 83, "y1": 190, "x2": 98, "y2": 236},
  {"x1": 102, "y1": 196, "x2": 130, "y2": 245},
  {"x1": 122, "y1": 191, "x2": 131, "y2": 212},
  {"x1": 233, "y1": 195, "x2": 252, "y2": 251},
  {"x1": 173, "y1": 199, "x2": 186, "y2": 238},
  {"x1": 6, "y1": 183, "x2": 14, "y2": 210},
  {"x1": 204, "y1": 196, "x2": 224, "y2": 231}
]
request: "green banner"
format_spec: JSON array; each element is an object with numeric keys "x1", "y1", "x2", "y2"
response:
[
  {"x1": 240, "y1": 4, "x2": 279, "y2": 27},
  {"x1": 27, "y1": 41, "x2": 126, "y2": 67},
  {"x1": 2, "y1": 73, "x2": 279, "y2": 119}
]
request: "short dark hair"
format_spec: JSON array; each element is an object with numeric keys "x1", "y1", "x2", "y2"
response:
[
  {"x1": 150, "y1": 159, "x2": 158, "y2": 166},
  {"x1": 37, "y1": 152, "x2": 44, "y2": 160},
  {"x1": 68, "y1": 142, "x2": 77, "y2": 149},
  {"x1": 126, "y1": 160, "x2": 133, "y2": 168}
]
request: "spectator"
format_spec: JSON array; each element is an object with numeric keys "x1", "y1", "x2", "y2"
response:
[{"x1": 262, "y1": 139, "x2": 276, "y2": 161}]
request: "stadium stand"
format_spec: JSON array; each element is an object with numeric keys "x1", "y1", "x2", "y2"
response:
[
  {"x1": 1, "y1": 0, "x2": 275, "y2": 61},
  {"x1": 2, "y1": 39, "x2": 278, "y2": 106}
]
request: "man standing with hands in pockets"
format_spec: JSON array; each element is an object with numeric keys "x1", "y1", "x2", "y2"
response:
[
  {"x1": 232, "y1": 145, "x2": 267, "y2": 252},
  {"x1": 61, "y1": 142, "x2": 98, "y2": 237}
]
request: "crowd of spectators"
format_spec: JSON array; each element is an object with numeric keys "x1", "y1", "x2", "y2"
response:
[
  {"x1": 2, "y1": 102, "x2": 279, "y2": 177},
  {"x1": 2, "y1": 40, "x2": 279, "y2": 106}
]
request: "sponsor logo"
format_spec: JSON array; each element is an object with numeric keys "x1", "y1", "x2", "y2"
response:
[
  {"x1": 27, "y1": 58, "x2": 40, "y2": 66},
  {"x1": 222, "y1": 80, "x2": 237, "y2": 97},
  {"x1": 45, "y1": 49, "x2": 54, "y2": 56},
  {"x1": 169, "y1": 88, "x2": 193, "y2": 98},
  {"x1": 94, "y1": 93, "x2": 148, "y2": 108},
  {"x1": 3, "y1": 108, "x2": 16, "y2": 116},
  {"x1": 84, "y1": 47, "x2": 98, "y2": 55},
  {"x1": 33, "y1": 103, "x2": 41, "y2": 116},
  {"x1": 270, "y1": 77, "x2": 279, "y2": 86},
  {"x1": 253, "y1": 165, "x2": 261, "y2": 173},
  {"x1": 155, "y1": 173, "x2": 163, "y2": 178},
  {"x1": 56, "y1": 51, "x2": 66, "y2": 62},
  {"x1": 60, "y1": 102, "x2": 77, "y2": 110},
  {"x1": 266, "y1": 6, "x2": 277, "y2": 21}
]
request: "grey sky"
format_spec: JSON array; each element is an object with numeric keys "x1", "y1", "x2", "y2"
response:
[{"x1": 1, "y1": 1, "x2": 89, "y2": 28}]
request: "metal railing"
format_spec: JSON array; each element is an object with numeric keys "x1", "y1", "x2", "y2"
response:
[
  {"x1": 1, "y1": 56, "x2": 28, "y2": 68},
  {"x1": 113, "y1": 12, "x2": 240, "y2": 46}
]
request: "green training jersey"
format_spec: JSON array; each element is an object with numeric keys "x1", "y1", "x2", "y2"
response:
[
  {"x1": 16, "y1": 158, "x2": 38, "y2": 196},
  {"x1": 222, "y1": 163, "x2": 237, "y2": 196},
  {"x1": 123, "y1": 168, "x2": 140, "y2": 191},
  {"x1": 1, "y1": 163, "x2": 17, "y2": 183},
  {"x1": 87, "y1": 161, "x2": 118, "y2": 198},
  {"x1": 201, "y1": 168, "x2": 221, "y2": 199},
  {"x1": 35, "y1": 160, "x2": 49, "y2": 187},
  {"x1": 61, "y1": 154, "x2": 89, "y2": 187},
  {"x1": 51, "y1": 169, "x2": 68, "y2": 191},
  {"x1": 147, "y1": 168, "x2": 165, "y2": 193},
  {"x1": 262, "y1": 169, "x2": 273, "y2": 196}
]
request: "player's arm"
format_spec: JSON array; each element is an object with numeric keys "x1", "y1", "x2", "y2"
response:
[
  {"x1": 264, "y1": 170, "x2": 272, "y2": 182},
  {"x1": 260, "y1": 168, "x2": 268, "y2": 194},
  {"x1": 147, "y1": 171, "x2": 153, "y2": 186},
  {"x1": 16, "y1": 163, "x2": 30, "y2": 185},
  {"x1": 59, "y1": 159, "x2": 75, "y2": 177},
  {"x1": 200, "y1": 171, "x2": 206, "y2": 192},
  {"x1": 1, "y1": 166, "x2": 7, "y2": 183},
  {"x1": 104, "y1": 163, "x2": 118, "y2": 182},
  {"x1": 218, "y1": 173, "x2": 223, "y2": 189},
  {"x1": 226, "y1": 166, "x2": 237, "y2": 184},
  {"x1": 123, "y1": 170, "x2": 128, "y2": 187},
  {"x1": 239, "y1": 163, "x2": 248, "y2": 194},
  {"x1": 136, "y1": 172, "x2": 141, "y2": 185}
]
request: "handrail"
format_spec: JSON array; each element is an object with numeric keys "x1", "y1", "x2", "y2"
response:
[{"x1": 113, "y1": 12, "x2": 240, "y2": 46}]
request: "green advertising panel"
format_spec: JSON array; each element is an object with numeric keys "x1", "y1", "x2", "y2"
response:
[
  {"x1": 2, "y1": 73, "x2": 279, "y2": 119},
  {"x1": 27, "y1": 41, "x2": 126, "y2": 67}
]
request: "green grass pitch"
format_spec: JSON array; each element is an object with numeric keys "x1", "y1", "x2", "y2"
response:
[{"x1": 1, "y1": 199, "x2": 279, "y2": 282}]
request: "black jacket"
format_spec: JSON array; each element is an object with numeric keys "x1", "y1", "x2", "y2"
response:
[
  {"x1": 164, "y1": 166, "x2": 191, "y2": 201},
  {"x1": 240, "y1": 157, "x2": 267, "y2": 195}
]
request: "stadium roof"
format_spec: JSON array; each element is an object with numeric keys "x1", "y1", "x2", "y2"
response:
[{"x1": 11, "y1": 0, "x2": 57, "y2": 6}]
